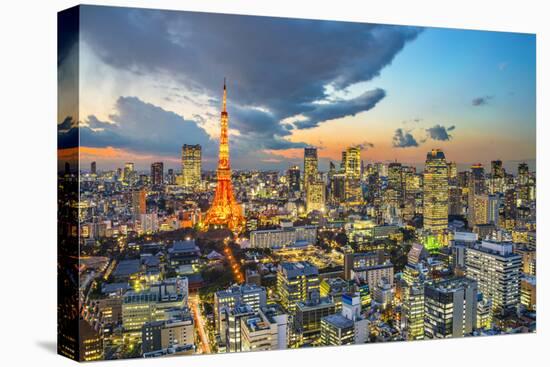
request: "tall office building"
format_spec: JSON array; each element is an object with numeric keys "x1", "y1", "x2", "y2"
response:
[
  {"x1": 465, "y1": 240, "x2": 521, "y2": 313},
  {"x1": 424, "y1": 277, "x2": 477, "y2": 338},
  {"x1": 491, "y1": 160, "x2": 505, "y2": 178},
  {"x1": 277, "y1": 261, "x2": 320, "y2": 313},
  {"x1": 387, "y1": 162, "x2": 403, "y2": 207},
  {"x1": 331, "y1": 173, "x2": 347, "y2": 204},
  {"x1": 342, "y1": 146, "x2": 363, "y2": 204},
  {"x1": 150, "y1": 162, "x2": 164, "y2": 188},
  {"x1": 167, "y1": 168, "x2": 176, "y2": 185},
  {"x1": 447, "y1": 161, "x2": 458, "y2": 185},
  {"x1": 403, "y1": 167, "x2": 420, "y2": 220},
  {"x1": 90, "y1": 161, "x2": 97, "y2": 175},
  {"x1": 423, "y1": 149, "x2": 449, "y2": 232},
  {"x1": 123, "y1": 162, "x2": 135, "y2": 184},
  {"x1": 472, "y1": 194, "x2": 500, "y2": 227},
  {"x1": 181, "y1": 144, "x2": 202, "y2": 189},
  {"x1": 303, "y1": 148, "x2": 323, "y2": 213},
  {"x1": 287, "y1": 165, "x2": 301, "y2": 196},
  {"x1": 342, "y1": 146, "x2": 361, "y2": 178},
  {"x1": 306, "y1": 179, "x2": 325, "y2": 213},
  {"x1": 468, "y1": 164, "x2": 486, "y2": 227},
  {"x1": 303, "y1": 147, "x2": 318, "y2": 189},
  {"x1": 518, "y1": 162, "x2": 529, "y2": 185}
]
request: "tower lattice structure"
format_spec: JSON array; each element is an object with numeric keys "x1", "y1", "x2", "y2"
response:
[{"x1": 202, "y1": 80, "x2": 245, "y2": 233}]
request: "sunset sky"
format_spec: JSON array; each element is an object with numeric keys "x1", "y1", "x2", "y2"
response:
[{"x1": 58, "y1": 5, "x2": 536, "y2": 173}]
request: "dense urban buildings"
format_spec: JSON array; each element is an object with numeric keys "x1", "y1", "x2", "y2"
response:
[{"x1": 69, "y1": 136, "x2": 538, "y2": 359}]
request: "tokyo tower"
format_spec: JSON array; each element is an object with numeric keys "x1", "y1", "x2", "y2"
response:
[{"x1": 202, "y1": 79, "x2": 245, "y2": 233}]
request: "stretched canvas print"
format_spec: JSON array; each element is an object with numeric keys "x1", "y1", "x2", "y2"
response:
[{"x1": 58, "y1": 4, "x2": 536, "y2": 361}]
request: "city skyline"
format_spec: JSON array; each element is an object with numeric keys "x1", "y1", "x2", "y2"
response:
[
  {"x1": 58, "y1": 6, "x2": 536, "y2": 172},
  {"x1": 58, "y1": 6, "x2": 536, "y2": 361}
]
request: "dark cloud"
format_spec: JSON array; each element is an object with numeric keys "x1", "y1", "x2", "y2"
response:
[
  {"x1": 61, "y1": 96, "x2": 306, "y2": 167},
  {"x1": 58, "y1": 116, "x2": 76, "y2": 131},
  {"x1": 294, "y1": 89, "x2": 386, "y2": 129},
  {"x1": 58, "y1": 116, "x2": 78, "y2": 149},
  {"x1": 74, "y1": 96, "x2": 215, "y2": 157},
  {"x1": 472, "y1": 95, "x2": 493, "y2": 106},
  {"x1": 79, "y1": 6, "x2": 421, "y2": 141},
  {"x1": 425, "y1": 124, "x2": 454, "y2": 141},
  {"x1": 392, "y1": 128, "x2": 419, "y2": 148}
]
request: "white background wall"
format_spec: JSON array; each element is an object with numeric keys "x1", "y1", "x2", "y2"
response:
[{"x1": 0, "y1": 0, "x2": 547, "y2": 366}]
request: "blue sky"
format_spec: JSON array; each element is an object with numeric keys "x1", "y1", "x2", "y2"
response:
[{"x1": 58, "y1": 6, "x2": 536, "y2": 172}]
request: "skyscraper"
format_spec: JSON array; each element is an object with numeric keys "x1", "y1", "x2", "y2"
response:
[
  {"x1": 303, "y1": 147, "x2": 318, "y2": 189},
  {"x1": 342, "y1": 146, "x2": 362, "y2": 203},
  {"x1": 518, "y1": 162, "x2": 529, "y2": 185},
  {"x1": 167, "y1": 168, "x2": 175, "y2": 185},
  {"x1": 123, "y1": 162, "x2": 135, "y2": 185},
  {"x1": 423, "y1": 149, "x2": 449, "y2": 232},
  {"x1": 468, "y1": 164, "x2": 486, "y2": 227},
  {"x1": 202, "y1": 80, "x2": 245, "y2": 233},
  {"x1": 342, "y1": 146, "x2": 361, "y2": 178},
  {"x1": 387, "y1": 162, "x2": 403, "y2": 208},
  {"x1": 491, "y1": 159, "x2": 505, "y2": 178},
  {"x1": 90, "y1": 161, "x2": 96, "y2": 175},
  {"x1": 181, "y1": 144, "x2": 202, "y2": 189},
  {"x1": 150, "y1": 162, "x2": 164, "y2": 188},
  {"x1": 287, "y1": 165, "x2": 301, "y2": 196}
]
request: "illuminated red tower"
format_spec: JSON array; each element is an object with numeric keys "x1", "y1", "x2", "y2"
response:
[{"x1": 202, "y1": 79, "x2": 245, "y2": 233}]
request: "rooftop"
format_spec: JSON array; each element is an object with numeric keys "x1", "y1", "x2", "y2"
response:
[
  {"x1": 322, "y1": 313, "x2": 354, "y2": 329},
  {"x1": 170, "y1": 240, "x2": 200, "y2": 254},
  {"x1": 279, "y1": 261, "x2": 319, "y2": 278},
  {"x1": 113, "y1": 259, "x2": 141, "y2": 277}
]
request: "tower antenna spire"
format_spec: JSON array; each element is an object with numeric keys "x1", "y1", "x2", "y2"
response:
[{"x1": 222, "y1": 77, "x2": 227, "y2": 112}]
